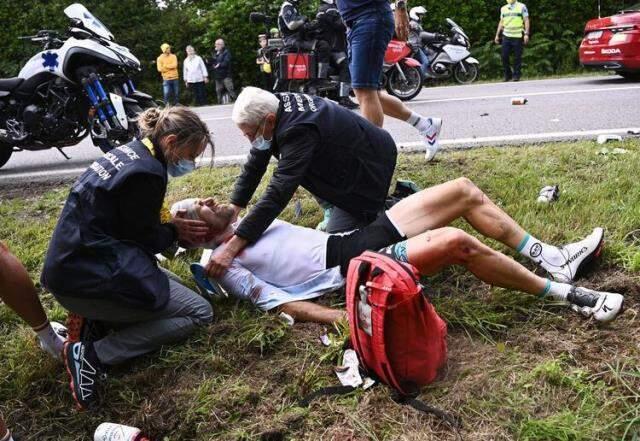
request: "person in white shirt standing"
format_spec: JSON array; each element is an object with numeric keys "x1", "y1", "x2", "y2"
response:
[{"x1": 183, "y1": 45, "x2": 209, "y2": 106}]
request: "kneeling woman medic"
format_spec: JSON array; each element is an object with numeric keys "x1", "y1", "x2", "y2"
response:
[{"x1": 41, "y1": 106, "x2": 214, "y2": 410}]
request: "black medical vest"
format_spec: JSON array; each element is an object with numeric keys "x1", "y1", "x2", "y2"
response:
[
  {"x1": 41, "y1": 140, "x2": 171, "y2": 310},
  {"x1": 274, "y1": 92, "x2": 397, "y2": 219}
]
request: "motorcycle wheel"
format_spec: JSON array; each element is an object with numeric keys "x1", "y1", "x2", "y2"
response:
[
  {"x1": 386, "y1": 65, "x2": 423, "y2": 101},
  {"x1": 453, "y1": 61, "x2": 479, "y2": 84},
  {"x1": 0, "y1": 143, "x2": 13, "y2": 169}
]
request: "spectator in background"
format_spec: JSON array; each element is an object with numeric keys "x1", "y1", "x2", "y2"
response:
[
  {"x1": 211, "y1": 39, "x2": 236, "y2": 104},
  {"x1": 256, "y1": 35, "x2": 273, "y2": 91},
  {"x1": 157, "y1": 43, "x2": 180, "y2": 105},
  {"x1": 183, "y1": 45, "x2": 209, "y2": 106}
]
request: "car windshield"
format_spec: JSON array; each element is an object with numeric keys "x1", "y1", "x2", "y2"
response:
[{"x1": 620, "y1": 2, "x2": 640, "y2": 12}]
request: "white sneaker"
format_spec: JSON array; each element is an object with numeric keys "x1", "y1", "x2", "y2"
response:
[
  {"x1": 567, "y1": 286, "x2": 624, "y2": 322},
  {"x1": 421, "y1": 117, "x2": 443, "y2": 161},
  {"x1": 37, "y1": 321, "x2": 67, "y2": 361},
  {"x1": 544, "y1": 228, "x2": 605, "y2": 283}
]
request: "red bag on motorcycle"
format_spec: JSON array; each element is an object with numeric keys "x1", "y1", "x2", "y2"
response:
[
  {"x1": 346, "y1": 251, "x2": 448, "y2": 395},
  {"x1": 279, "y1": 53, "x2": 316, "y2": 80}
]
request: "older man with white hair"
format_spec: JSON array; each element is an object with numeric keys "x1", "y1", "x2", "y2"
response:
[{"x1": 205, "y1": 86, "x2": 398, "y2": 277}]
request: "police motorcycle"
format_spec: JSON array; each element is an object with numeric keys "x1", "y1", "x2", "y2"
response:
[
  {"x1": 417, "y1": 17, "x2": 480, "y2": 84},
  {"x1": 0, "y1": 3, "x2": 157, "y2": 169},
  {"x1": 249, "y1": 11, "x2": 348, "y2": 102}
]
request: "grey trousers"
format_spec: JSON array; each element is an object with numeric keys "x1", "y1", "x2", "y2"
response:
[
  {"x1": 55, "y1": 274, "x2": 213, "y2": 365},
  {"x1": 215, "y1": 77, "x2": 236, "y2": 103}
]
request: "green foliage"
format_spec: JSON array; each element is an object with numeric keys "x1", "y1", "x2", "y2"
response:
[{"x1": 5, "y1": 1, "x2": 637, "y2": 98}]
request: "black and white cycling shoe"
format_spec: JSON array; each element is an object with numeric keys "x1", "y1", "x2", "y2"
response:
[
  {"x1": 63, "y1": 341, "x2": 103, "y2": 410},
  {"x1": 567, "y1": 286, "x2": 624, "y2": 323},
  {"x1": 543, "y1": 228, "x2": 605, "y2": 283}
]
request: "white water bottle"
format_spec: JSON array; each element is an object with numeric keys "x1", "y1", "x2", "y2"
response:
[{"x1": 94, "y1": 423, "x2": 150, "y2": 441}]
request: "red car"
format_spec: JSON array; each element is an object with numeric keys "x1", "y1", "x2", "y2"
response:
[{"x1": 579, "y1": 3, "x2": 640, "y2": 79}]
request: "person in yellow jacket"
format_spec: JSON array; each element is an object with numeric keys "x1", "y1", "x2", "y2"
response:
[
  {"x1": 494, "y1": 0, "x2": 530, "y2": 81},
  {"x1": 157, "y1": 43, "x2": 180, "y2": 105}
]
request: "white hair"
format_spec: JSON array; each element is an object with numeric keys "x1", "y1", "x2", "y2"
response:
[{"x1": 232, "y1": 87, "x2": 279, "y2": 127}]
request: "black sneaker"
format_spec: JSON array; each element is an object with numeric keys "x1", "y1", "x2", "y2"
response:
[
  {"x1": 63, "y1": 341, "x2": 103, "y2": 410},
  {"x1": 567, "y1": 286, "x2": 624, "y2": 322}
]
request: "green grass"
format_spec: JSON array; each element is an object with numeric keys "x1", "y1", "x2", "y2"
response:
[{"x1": 2, "y1": 138, "x2": 640, "y2": 440}]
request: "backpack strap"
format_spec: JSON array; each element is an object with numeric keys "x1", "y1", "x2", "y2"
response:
[
  {"x1": 392, "y1": 392, "x2": 464, "y2": 434},
  {"x1": 298, "y1": 385, "x2": 357, "y2": 407}
]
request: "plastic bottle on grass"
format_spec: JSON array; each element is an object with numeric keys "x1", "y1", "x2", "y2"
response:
[{"x1": 94, "y1": 423, "x2": 151, "y2": 441}]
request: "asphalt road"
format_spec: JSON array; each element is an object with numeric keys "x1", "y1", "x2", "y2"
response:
[{"x1": 1, "y1": 74, "x2": 639, "y2": 183}]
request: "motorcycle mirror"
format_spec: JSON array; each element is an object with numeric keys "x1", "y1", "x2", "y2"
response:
[{"x1": 249, "y1": 12, "x2": 267, "y2": 24}]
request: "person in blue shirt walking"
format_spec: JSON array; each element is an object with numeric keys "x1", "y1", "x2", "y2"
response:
[{"x1": 337, "y1": 0, "x2": 444, "y2": 161}]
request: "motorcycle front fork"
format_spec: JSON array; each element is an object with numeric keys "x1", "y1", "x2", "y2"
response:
[{"x1": 82, "y1": 73, "x2": 121, "y2": 133}]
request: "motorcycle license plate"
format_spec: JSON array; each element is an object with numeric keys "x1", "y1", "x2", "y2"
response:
[{"x1": 587, "y1": 31, "x2": 603, "y2": 39}]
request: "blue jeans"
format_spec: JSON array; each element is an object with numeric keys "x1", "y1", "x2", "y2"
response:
[
  {"x1": 346, "y1": 7, "x2": 395, "y2": 89},
  {"x1": 163, "y1": 79, "x2": 180, "y2": 105},
  {"x1": 415, "y1": 47, "x2": 430, "y2": 78}
]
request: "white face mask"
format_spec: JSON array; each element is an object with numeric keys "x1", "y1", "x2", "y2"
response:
[{"x1": 251, "y1": 120, "x2": 272, "y2": 151}]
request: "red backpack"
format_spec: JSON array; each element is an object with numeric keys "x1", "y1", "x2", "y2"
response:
[
  {"x1": 346, "y1": 250, "x2": 448, "y2": 395},
  {"x1": 300, "y1": 251, "x2": 461, "y2": 431}
]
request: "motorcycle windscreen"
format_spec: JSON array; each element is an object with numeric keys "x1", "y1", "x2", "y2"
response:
[{"x1": 64, "y1": 3, "x2": 115, "y2": 41}]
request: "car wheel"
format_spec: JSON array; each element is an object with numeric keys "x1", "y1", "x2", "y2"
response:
[{"x1": 617, "y1": 71, "x2": 640, "y2": 81}]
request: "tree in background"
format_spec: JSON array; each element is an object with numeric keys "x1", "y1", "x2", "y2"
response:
[{"x1": 1, "y1": 0, "x2": 636, "y2": 99}]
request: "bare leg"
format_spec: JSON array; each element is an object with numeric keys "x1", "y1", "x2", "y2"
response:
[
  {"x1": 278, "y1": 301, "x2": 346, "y2": 325},
  {"x1": 0, "y1": 242, "x2": 48, "y2": 328},
  {"x1": 354, "y1": 88, "x2": 384, "y2": 127},
  {"x1": 405, "y1": 228, "x2": 547, "y2": 295},
  {"x1": 379, "y1": 90, "x2": 411, "y2": 121},
  {"x1": 388, "y1": 177, "x2": 527, "y2": 249}
]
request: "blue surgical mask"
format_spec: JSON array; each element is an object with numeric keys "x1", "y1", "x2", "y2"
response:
[
  {"x1": 251, "y1": 120, "x2": 272, "y2": 151},
  {"x1": 168, "y1": 158, "x2": 196, "y2": 177}
]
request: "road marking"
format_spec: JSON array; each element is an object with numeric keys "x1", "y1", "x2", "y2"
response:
[
  {"x1": 197, "y1": 84, "x2": 640, "y2": 120},
  {"x1": 408, "y1": 85, "x2": 640, "y2": 105},
  {"x1": 1, "y1": 127, "x2": 637, "y2": 182}
]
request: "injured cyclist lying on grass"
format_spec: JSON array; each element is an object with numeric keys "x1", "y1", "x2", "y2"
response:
[{"x1": 173, "y1": 177, "x2": 624, "y2": 325}]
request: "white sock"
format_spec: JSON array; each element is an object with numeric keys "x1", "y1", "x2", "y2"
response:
[
  {"x1": 516, "y1": 233, "x2": 566, "y2": 269},
  {"x1": 34, "y1": 321, "x2": 65, "y2": 359},
  {"x1": 538, "y1": 279, "x2": 572, "y2": 301},
  {"x1": 405, "y1": 112, "x2": 432, "y2": 133}
]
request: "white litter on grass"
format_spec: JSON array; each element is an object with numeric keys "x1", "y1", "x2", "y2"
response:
[
  {"x1": 334, "y1": 349, "x2": 376, "y2": 389},
  {"x1": 319, "y1": 333, "x2": 331, "y2": 347},
  {"x1": 598, "y1": 147, "x2": 628, "y2": 155},
  {"x1": 335, "y1": 349, "x2": 364, "y2": 387},
  {"x1": 597, "y1": 134, "x2": 623, "y2": 144},
  {"x1": 279, "y1": 312, "x2": 295, "y2": 326},
  {"x1": 537, "y1": 185, "x2": 559, "y2": 203}
]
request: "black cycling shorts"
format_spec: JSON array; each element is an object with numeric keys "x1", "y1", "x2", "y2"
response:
[{"x1": 325, "y1": 212, "x2": 405, "y2": 276}]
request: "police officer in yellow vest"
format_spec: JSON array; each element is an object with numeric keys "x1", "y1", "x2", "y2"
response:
[{"x1": 494, "y1": 0, "x2": 530, "y2": 81}]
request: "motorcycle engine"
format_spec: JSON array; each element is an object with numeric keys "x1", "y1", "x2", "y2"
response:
[
  {"x1": 23, "y1": 105, "x2": 44, "y2": 137},
  {"x1": 23, "y1": 80, "x2": 85, "y2": 143}
]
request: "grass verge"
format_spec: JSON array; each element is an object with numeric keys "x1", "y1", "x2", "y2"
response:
[{"x1": 1, "y1": 138, "x2": 640, "y2": 440}]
